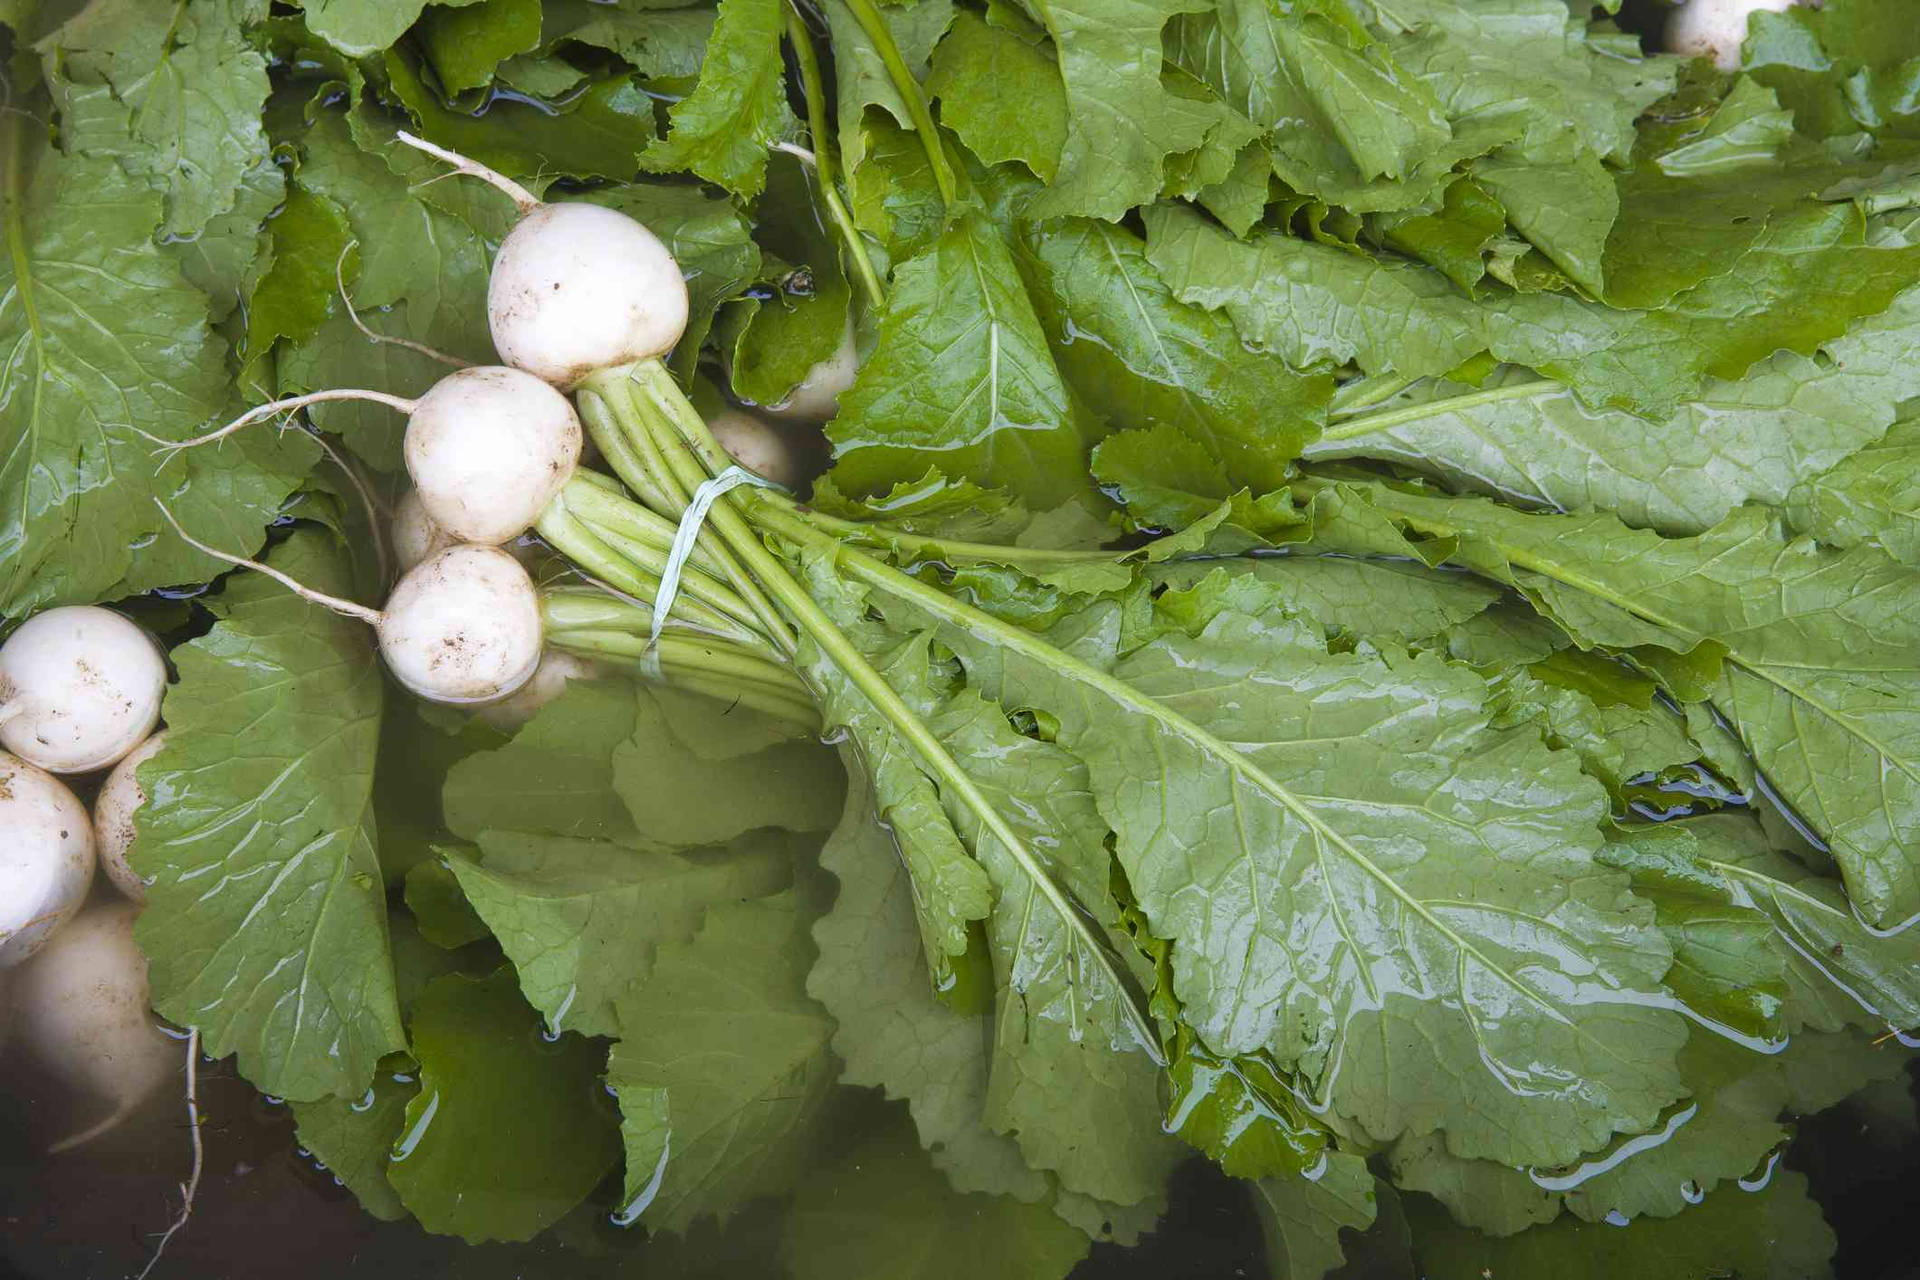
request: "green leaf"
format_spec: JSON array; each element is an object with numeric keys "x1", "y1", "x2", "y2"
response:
[
  {"x1": 1014, "y1": 217, "x2": 1332, "y2": 492},
  {"x1": 846, "y1": 117, "x2": 947, "y2": 260},
  {"x1": 639, "y1": 0, "x2": 794, "y2": 198},
  {"x1": 1327, "y1": 484, "x2": 1920, "y2": 930},
  {"x1": 387, "y1": 967, "x2": 622, "y2": 1243},
  {"x1": 372, "y1": 697, "x2": 505, "y2": 884},
  {"x1": 1747, "y1": 0, "x2": 1920, "y2": 142},
  {"x1": 919, "y1": 585, "x2": 1689, "y2": 1168},
  {"x1": 385, "y1": 48, "x2": 657, "y2": 185},
  {"x1": 240, "y1": 183, "x2": 355, "y2": 394},
  {"x1": 1787, "y1": 414, "x2": 1920, "y2": 566},
  {"x1": 1473, "y1": 152, "x2": 1616, "y2": 295},
  {"x1": 779, "y1": 1113, "x2": 1091, "y2": 1280},
  {"x1": 544, "y1": 5, "x2": 714, "y2": 81},
  {"x1": 1304, "y1": 283, "x2": 1920, "y2": 534},
  {"x1": 130, "y1": 529, "x2": 403, "y2": 1101},
  {"x1": 1251, "y1": 1152, "x2": 1378, "y2": 1280},
  {"x1": 418, "y1": 0, "x2": 542, "y2": 94},
  {"x1": 927, "y1": 9, "x2": 1066, "y2": 182},
  {"x1": 929, "y1": 692, "x2": 1184, "y2": 1206},
  {"x1": 299, "y1": 0, "x2": 428, "y2": 57},
  {"x1": 820, "y1": 0, "x2": 956, "y2": 176},
  {"x1": 607, "y1": 889, "x2": 840, "y2": 1232},
  {"x1": 1405, "y1": 1167, "x2": 1837, "y2": 1280},
  {"x1": 41, "y1": 0, "x2": 272, "y2": 237},
  {"x1": 449, "y1": 829, "x2": 805, "y2": 1038},
  {"x1": 291, "y1": 1053, "x2": 419, "y2": 1222},
  {"x1": 445, "y1": 679, "x2": 642, "y2": 843},
  {"x1": 1599, "y1": 822, "x2": 1789, "y2": 1040},
  {"x1": 808, "y1": 754, "x2": 1049, "y2": 1200},
  {"x1": 168, "y1": 156, "x2": 282, "y2": 320},
  {"x1": 403, "y1": 859, "x2": 492, "y2": 950},
  {"x1": 1148, "y1": 557, "x2": 1502, "y2": 649},
  {"x1": 0, "y1": 122, "x2": 314, "y2": 616},
  {"x1": 826, "y1": 209, "x2": 1091, "y2": 507},
  {"x1": 1019, "y1": 0, "x2": 1217, "y2": 220}
]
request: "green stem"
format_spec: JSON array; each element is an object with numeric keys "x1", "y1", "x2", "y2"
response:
[
  {"x1": 582, "y1": 364, "x2": 799, "y2": 651},
  {"x1": 641, "y1": 386, "x2": 1165, "y2": 1060},
  {"x1": 577, "y1": 387, "x2": 677, "y2": 514},
  {"x1": 1313, "y1": 378, "x2": 1558, "y2": 444},
  {"x1": 785, "y1": 3, "x2": 885, "y2": 306},
  {"x1": 535, "y1": 499, "x2": 764, "y2": 647},
  {"x1": 1328, "y1": 373, "x2": 1416, "y2": 417},
  {"x1": 782, "y1": 504, "x2": 1130, "y2": 569},
  {"x1": 835, "y1": 0, "x2": 958, "y2": 208},
  {"x1": 551, "y1": 629, "x2": 821, "y2": 730},
  {"x1": 541, "y1": 587, "x2": 782, "y2": 662},
  {"x1": 561, "y1": 472, "x2": 720, "y2": 575}
]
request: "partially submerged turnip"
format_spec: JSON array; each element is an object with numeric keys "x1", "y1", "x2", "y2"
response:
[
  {"x1": 393, "y1": 489, "x2": 458, "y2": 574},
  {"x1": 0, "y1": 752, "x2": 95, "y2": 969},
  {"x1": 479, "y1": 650, "x2": 612, "y2": 730},
  {"x1": 760, "y1": 319, "x2": 859, "y2": 424},
  {"x1": 93, "y1": 732, "x2": 167, "y2": 905},
  {"x1": 1665, "y1": 0, "x2": 1801, "y2": 69},
  {"x1": 710, "y1": 408, "x2": 814, "y2": 492},
  {"x1": 0, "y1": 606, "x2": 166, "y2": 775},
  {"x1": 13, "y1": 900, "x2": 177, "y2": 1151}
]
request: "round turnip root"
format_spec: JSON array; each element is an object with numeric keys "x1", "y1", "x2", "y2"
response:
[
  {"x1": 479, "y1": 651, "x2": 612, "y2": 731},
  {"x1": 13, "y1": 899, "x2": 176, "y2": 1151},
  {"x1": 761, "y1": 319, "x2": 859, "y2": 424},
  {"x1": 1666, "y1": 0, "x2": 1800, "y2": 69},
  {"x1": 710, "y1": 408, "x2": 813, "y2": 492},
  {"x1": 0, "y1": 607, "x2": 166, "y2": 775},
  {"x1": 402, "y1": 365, "x2": 583, "y2": 545},
  {"x1": 156, "y1": 507, "x2": 545, "y2": 707},
  {"x1": 92, "y1": 732, "x2": 167, "y2": 905},
  {"x1": 395, "y1": 133, "x2": 689, "y2": 389},
  {"x1": 0, "y1": 752, "x2": 95, "y2": 969},
  {"x1": 379, "y1": 546, "x2": 545, "y2": 705},
  {"x1": 147, "y1": 365, "x2": 581, "y2": 549}
]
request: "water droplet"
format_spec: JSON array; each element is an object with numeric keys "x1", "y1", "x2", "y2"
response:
[
  {"x1": 1604, "y1": 1210, "x2": 1631, "y2": 1228},
  {"x1": 1738, "y1": 1149, "x2": 1781, "y2": 1193},
  {"x1": 1680, "y1": 1180, "x2": 1704, "y2": 1204},
  {"x1": 348, "y1": 1087, "x2": 378, "y2": 1113}
]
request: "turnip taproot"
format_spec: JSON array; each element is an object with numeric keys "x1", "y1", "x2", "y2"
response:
[
  {"x1": 0, "y1": 607, "x2": 166, "y2": 775},
  {"x1": 709, "y1": 408, "x2": 814, "y2": 492},
  {"x1": 13, "y1": 899, "x2": 177, "y2": 1151},
  {"x1": 93, "y1": 732, "x2": 167, "y2": 905},
  {"x1": 0, "y1": 752, "x2": 95, "y2": 969}
]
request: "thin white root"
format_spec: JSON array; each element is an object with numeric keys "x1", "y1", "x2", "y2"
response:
[
  {"x1": 773, "y1": 141, "x2": 819, "y2": 167},
  {"x1": 394, "y1": 130, "x2": 541, "y2": 216},
  {"x1": 138, "y1": 389, "x2": 419, "y2": 455},
  {"x1": 304, "y1": 428, "x2": 392, "y2": 586},
  {"x1": 46, "y1": 1104, "x2": 133, "y2": 1155},
  {"x1": 335, "y1": 242, "x2": 469, "y2": 369},
  {"x1": 152, "y1": 500, "x2": 385, "y2": 627},
  {"x1": 134, "y1": 1028, "x2": 204, "y2": 1280}
]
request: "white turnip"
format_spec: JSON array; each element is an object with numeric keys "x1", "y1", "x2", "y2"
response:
[
  {"x1": 0, "y1": 606, "x2": 166, "y2": 775},
  {"x1": 479, "y1": 650, "x2": 612, "y2": 730},
  {"x1": 393, "y1": 489, "x2": 458, "y2": 573},
  {"x1": 710, "y1": 408, "x2": 813, "y2": 492},
  {"x1": 395, "y1": 133, "x2": 689, "y2": 389},
  {"x1": 92, "y1": 732, "x2": 167, "y2": 905},
  {"x1": 12, "y1": 900, "x2": 177, "y2": 1151},
  {"x1": 1665, "y1": 0, "x2": 1800, "y2": 69},
  {"x1": 760, "y1": 319, "x2": 859, "y2": 424},
  {"x1": 0, "y1": 752, "x2": 95, "y2": 969},
  {"x1": 150, "y1": 364, "x2": 582, "y2": 548},
  {"x1": 157, "y1": 508, "x2": 545, "y2": 707}
]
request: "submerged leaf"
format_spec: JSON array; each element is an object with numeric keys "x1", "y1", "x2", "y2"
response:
[{"x1": 131, "y1": 530, "x2": 402, "y2": 1102}]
